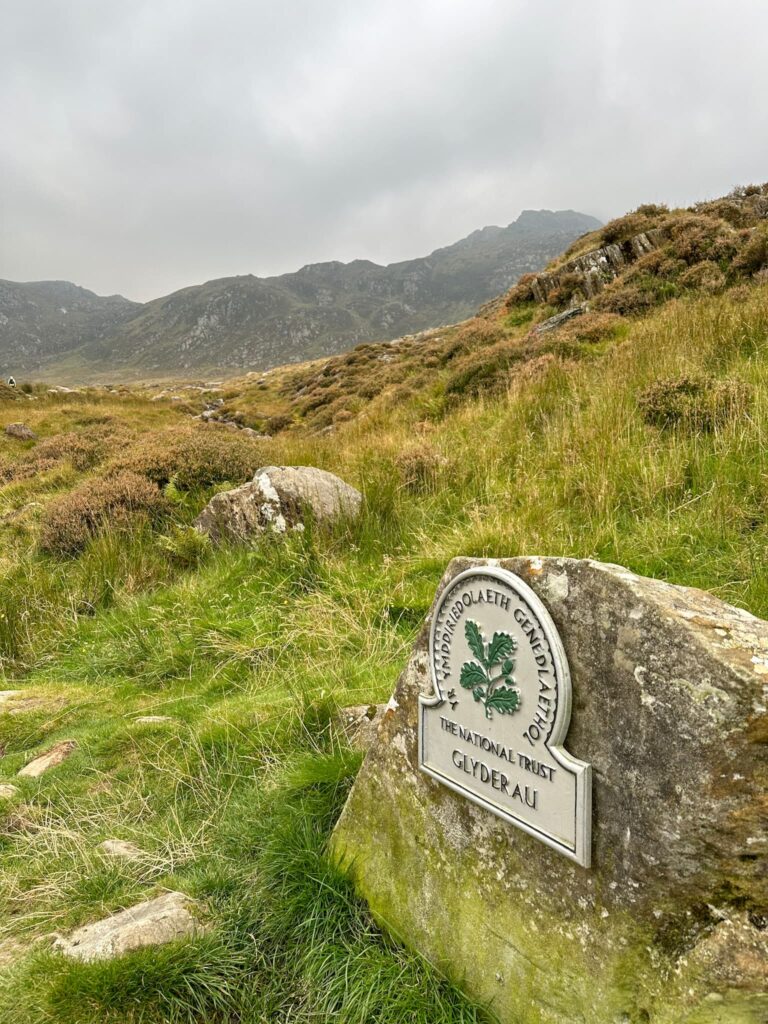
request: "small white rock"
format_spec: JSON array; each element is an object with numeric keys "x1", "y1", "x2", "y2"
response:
[{"x1": 99, "y1": 839, "x2": 145, "y2": 861}]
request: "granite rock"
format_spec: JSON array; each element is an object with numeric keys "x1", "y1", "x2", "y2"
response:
[
  {"x1": 194, "y1": 465, "x2": 361, "y2": 544},
  {"x1": 332, "y1": 557, "x2": 768, "y2": 1024}
]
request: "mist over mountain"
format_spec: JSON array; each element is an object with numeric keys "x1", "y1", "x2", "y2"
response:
[{"x1": 0, "y1": 209, "x2": 600, "y2": 380}]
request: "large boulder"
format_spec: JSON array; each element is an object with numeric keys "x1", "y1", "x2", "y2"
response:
[
  {"x1": 331, "y1": 557, "x2": 768, "y2": 1024},
  {"x1": 194, "y1": 465, "x2": 361, "y2": 544}
]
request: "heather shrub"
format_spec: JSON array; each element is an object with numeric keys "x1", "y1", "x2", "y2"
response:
[
  {"x1": 394, "y1": 443, "x2": 449, "y2": 494},
  {"x1": 444, "y1": 337, "x2": 528, "y2": 397},
  {"x1": 111, "y1": 425, "x2": 270, "y2": 488},
  {"x1": 505, "y1": 273, "x2": 537, "y2": 307},
  {"x1": 0, "y1": 425, "x2": 130, "y2": 483},
  {"x1": 39, "y1": 471, "x2": 169, "y2": 555},
  {"x1": 597, "y1": 282, "x2": 661, "y2": 316},
  {"x1": 665, "y1": 215, "x2": 737, "y2": 266},
  {"x1": 601, "y1": 211, "x2": 660, "y2": 246},
  {"x1": 554, "y1": 312, "x2": 624, "y2": 345},
  {"x1": 735, "y1": 223, "x2": 768, "y2": 275},
  {"x1": 679, "y1": 261, "x2": 727, "y2": 293},
  {"x1": 638, "y1": 376, "x2": 752, "y2": 431},
  {"x1": 33, "y1": 427, "x2": 116, "y2": 471}
]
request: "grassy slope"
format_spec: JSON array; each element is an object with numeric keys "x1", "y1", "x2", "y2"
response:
[{"x1": 0, "y1": 233, "x2": 767, "y2": 1019}]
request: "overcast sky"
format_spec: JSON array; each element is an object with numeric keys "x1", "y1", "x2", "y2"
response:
[{"x1": 1, "y1": 0, "x2": 767, "y2": 302}]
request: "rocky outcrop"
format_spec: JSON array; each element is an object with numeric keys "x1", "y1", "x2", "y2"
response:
[
  {"x1": 195, "y1": 466, "x2": 362, "y2": 544},
  {"x1": 332, "y1": 557, "x2": 768, "y2": 1024},
  {"x1": 527, "y1": 228, "x2": 665, "y2": 305},
  {"x1": 4, "y1": 423, "x2": 36, "y2": 440},
  {"x1": 53, "y1": 891, "x2": 206, "y2": 961}
]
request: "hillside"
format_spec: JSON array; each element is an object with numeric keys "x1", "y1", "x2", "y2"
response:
[
  {"x1": 0, "y1": 183, "x2": 767, "y2": 1023},
  {"x1": 0, "y1": 281, "x2": 139, "y2": 371},
  {"x1": 1, "y1": 209, "x2": 599, "y2": 380}
]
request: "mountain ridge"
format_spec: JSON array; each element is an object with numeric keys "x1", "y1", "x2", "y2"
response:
[{"x1": 0, "y1": 208, "x2": 600, "y2": 380}]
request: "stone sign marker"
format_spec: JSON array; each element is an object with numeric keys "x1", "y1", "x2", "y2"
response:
[
  {"x1": 420, "y1": 565, "x2": 591, "y2": 865},
  {"x1": 332, "y1": 556, "x2": 768, "y2": 1024}
]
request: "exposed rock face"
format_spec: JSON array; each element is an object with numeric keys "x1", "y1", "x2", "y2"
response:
[
  {"x1": 195, "y1": 466, "x2": 362, "y2": 544},
  {"x1": 332, "y1": 557, "x2": 768, "y2": 1024},
  {"x1": 528, "y1": 228, "x2": 664, "y2": 305},
  {"x1": 4, "y1": 423, "x2": 36, "y2": 441},
  {"x1": 18, "y1": 740, "x2": 76, "y2": 778},
  {"x1": 53, "y1": 891, "x2": 206, "y2": 961}
]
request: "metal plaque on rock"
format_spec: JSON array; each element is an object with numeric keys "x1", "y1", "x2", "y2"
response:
[{"x1": 419, "y1": 566, "x2": 591, "y2": 866}]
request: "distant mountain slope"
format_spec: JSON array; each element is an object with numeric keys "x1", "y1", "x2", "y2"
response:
[
  {"x1": 0, "y1": 281, "x2": 140, "y2": 370},
  {"x1": 0, "y1": 209, "x2": 600, "y2": 379}
]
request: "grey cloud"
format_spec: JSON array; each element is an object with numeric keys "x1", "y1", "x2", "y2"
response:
[{"x1": 1, "y1": 0, "x2": 767, "y2": 300}]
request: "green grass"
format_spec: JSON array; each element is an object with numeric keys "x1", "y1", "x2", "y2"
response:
[{"x1": 1, "y1": 282, "x2": 767, "y2": 1021}]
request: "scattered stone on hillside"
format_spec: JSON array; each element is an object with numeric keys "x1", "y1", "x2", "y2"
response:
[
  {"x1": 338, "y1": 704, "x2": 386, "y2": 751},
  {"x1": 4, "y1": 423, "x2": 36, "y2": 441},
  {"x1": 0, "y1": 690, "x2": 23, "y2": 706},
  {"x1": 18, "y1": 740, "x2": 76, "y2": 778},
  {"x1": 195, "y1": 465, "x2": 362, "y2": 544},
  {"x1": 99, "y1": 839, "x2": 145, "y2": 861},
  {"x1": 0, "y1": 784, "x2": 19, "y2": 800},
  {"x1": 534, "y1": 304, "x2": 586, "y2": 334},
  {"x1": 53, "y1": 891, "x2": 207, "y2": 962},
  {"x1": 132, "y1": 715, "x2": 175, "y2": 724},
  {"x1": 332, "y1": 556, "x2": 768, "y2": 1023}
]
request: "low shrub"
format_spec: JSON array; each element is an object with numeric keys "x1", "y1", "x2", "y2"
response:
[
  {"x1": 678, "y1": 261, "x2": 727, "y2": 293},
  {"x1": 553, "y1": 312, "x2": 624, "y2": 345},
  {"x1": 597, "y1": 282, "x2": 661, "y2": 316},
  {"x1": 734, "y1": 223, "x2": 768, "y2": 275},
  {"x1": 665, "y1": 215, "x2": 738, "y2": 266},
  {"x1": 394, "y1": 443, "x2": 449, "y2": 494},
  {"x1": 265, "y1": 413, "x2": 293, "y2": 434},
  {"x1": 601, "y1": 211, "x2": 662, "y2": 246},
  {"x1": 33, "y1": 427, "x2": 116, "y2": 471},
  {"x1": 39, "y1": 471, "x2": 170, "y2": 555},
  {"x1": 638, "y1": 375, "x2": 753, "y2": 431},
  {"x1": 444, "y1": 337, "x2": 528, "y2": 397},
  {"x1": 505, "y1": 273, "x2": 537, "y2": 307},
  {"x1": 110, "y1": 425, "x2": 270, "y2": 488},
  {"x1": 0, "y1": 425, "x2": 130, "y2": 483}
]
